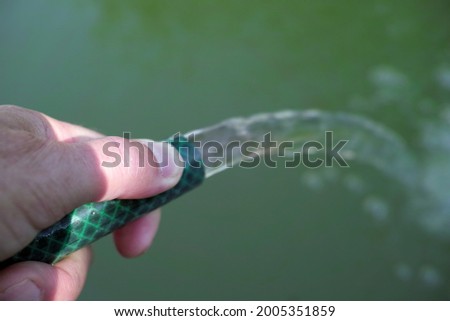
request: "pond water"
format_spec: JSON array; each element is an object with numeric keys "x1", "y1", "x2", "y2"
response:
[{"x1": 1, "y1": 0, "x2": 450, "y2": 299}]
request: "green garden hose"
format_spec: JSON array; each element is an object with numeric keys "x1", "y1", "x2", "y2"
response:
[{"x1": 0, "y1": 136, "x2": 205, "y2": 268}]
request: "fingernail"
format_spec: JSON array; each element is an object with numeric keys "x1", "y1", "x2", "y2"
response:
[
  {"x1": 139, "y1": 140, "x2": 184, "y2": 179},
  {"x1": 0, "y1": 279, "x2": 43, "y2": 301}
]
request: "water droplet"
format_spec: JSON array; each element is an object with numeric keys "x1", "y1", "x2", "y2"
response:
[
  {"x1": 369, "y1": 65, "x2": 409, "y2": 89},
  {"x1": 415, "y1": 205, "x2": 450, "y2": 241},
  {"x1": 369, "y1": 65, "x2": 410, "y2": 105},
  {"x1": 343, "y1": 174, "x2": 366, "y2": 194},
  {"x1": 363, "y1": 196, "x2": 389, "y2": 222},
  {"x1": 340, "y1": 150, "x2": 355, "y2": 161},
  {"x1": 302, "y1": 172, "x2": 324, "y2": 191},
  {"x1": 435, "y1": 65, "x2": 450, "y2": 90},
  {"x1": 419, "y1": 266, "x2": 442, "y2": 287},
  {"x1": 395, "y1": 263, "x2": 413, "y2": 282}
]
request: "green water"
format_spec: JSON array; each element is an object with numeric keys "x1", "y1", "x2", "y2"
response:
[{"x1": 1, "y1": 0, "x2": 450, "y2": 300}]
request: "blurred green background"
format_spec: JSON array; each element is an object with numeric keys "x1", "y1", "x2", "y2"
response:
[{"x1": 1, "y1": 0, "x2": 450, "y2": 300}]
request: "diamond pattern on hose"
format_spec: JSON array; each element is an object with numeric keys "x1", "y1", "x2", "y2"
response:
[{"x1": 0, "y1": 136, "x2": 205, "y2": 267}]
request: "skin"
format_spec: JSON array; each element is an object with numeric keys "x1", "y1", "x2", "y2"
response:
[{"x1": 0, "y1": 105, "x2": 183, "y2": 300}]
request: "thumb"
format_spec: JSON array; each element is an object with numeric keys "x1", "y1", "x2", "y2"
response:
[
  {"x1": 60, "y1": 137, "x2": 184, "y2": 204},
  {"x1": 0, "y1": 137, "x2": 183, "y2": 260}
]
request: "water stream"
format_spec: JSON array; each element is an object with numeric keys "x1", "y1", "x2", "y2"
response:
[{"x1": 187, "y1": 110, "x2": 418, "y2": 187}]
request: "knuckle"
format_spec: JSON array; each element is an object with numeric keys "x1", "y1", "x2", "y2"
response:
[{"x1": 0, "y1": 105, "x2": 53, "y2": 139}]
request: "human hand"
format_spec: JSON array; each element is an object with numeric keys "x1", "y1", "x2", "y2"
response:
[{"x1": 0, "y1": 105, "x2": 183, "y2": 300}]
